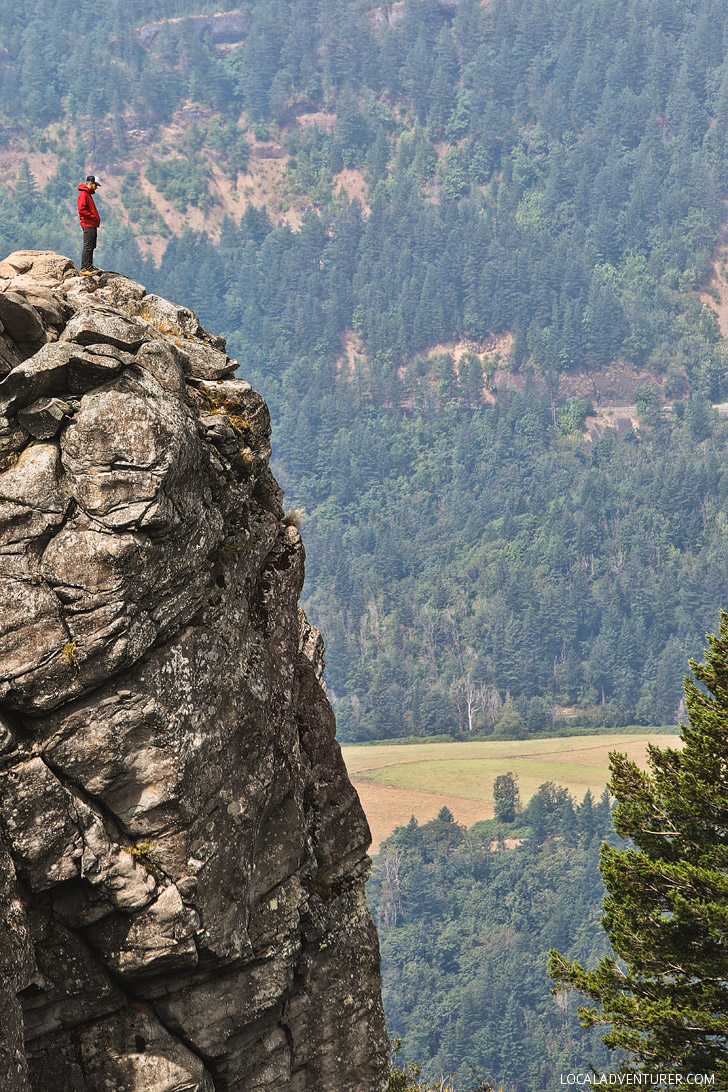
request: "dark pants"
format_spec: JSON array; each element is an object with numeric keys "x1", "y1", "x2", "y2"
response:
[{"x1": 81, "y1": 226, "x2": 97, "y2": 271}]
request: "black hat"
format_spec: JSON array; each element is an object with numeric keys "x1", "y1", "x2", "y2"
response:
[{"x1": 86, "y1": 175, "x2": 101, "y2": 185}]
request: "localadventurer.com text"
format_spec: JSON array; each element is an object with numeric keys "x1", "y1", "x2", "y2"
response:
[{"x1": 559, "y1": 1076, "x2": 715, "y2": 1086}]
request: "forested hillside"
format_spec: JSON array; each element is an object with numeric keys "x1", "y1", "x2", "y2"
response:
[
  {"x1": 369, "y1": 791, "x2": 618, "y2": 1090},
  {"x1": 4, "y1": 0, "x2": 728, "y2": 735}
]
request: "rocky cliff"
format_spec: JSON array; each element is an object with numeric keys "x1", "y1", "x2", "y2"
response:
[{"x1": 0, "y1": 251, "x2": 389, "y2": 1092}]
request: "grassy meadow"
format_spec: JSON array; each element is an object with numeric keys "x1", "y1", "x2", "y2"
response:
[{"x1": 342, "y1": 732, "x2": 681, "y2": 851}]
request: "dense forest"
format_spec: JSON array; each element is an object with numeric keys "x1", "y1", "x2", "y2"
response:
[
  {"x1": 3, "y1": 0, "x2": 728, "y2": 735},
  {"x1": 369, "y1": 788, "x2": 618, "y2": 1091}
]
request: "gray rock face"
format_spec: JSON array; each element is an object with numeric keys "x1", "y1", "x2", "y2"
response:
[
  {"x1": 0, "y1": 252, "x2": 388, "y2": 1092},
  {"x1": 17, "y1": 397, "x2": 70, "y2": 439},
  {"x1": 0, "y1": 833, "x2": 34, "y2": 1092}
]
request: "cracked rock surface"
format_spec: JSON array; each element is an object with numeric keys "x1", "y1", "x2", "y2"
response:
[{"x1": 0, "y1": 252, "x2": 388, "y2": 1092}]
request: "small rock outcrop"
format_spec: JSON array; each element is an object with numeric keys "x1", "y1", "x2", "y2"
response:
[{"x1": 0, "y1": 252, "x2": 389, "y2": 1092}]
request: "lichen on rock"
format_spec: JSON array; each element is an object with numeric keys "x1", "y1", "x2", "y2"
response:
[{"x1": 0, "y1": 252, "x2": 388, "y2": 1092}]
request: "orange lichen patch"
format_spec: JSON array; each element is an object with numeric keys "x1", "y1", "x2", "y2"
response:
[
  {"x1": 333, "y1": 168, "x2": 370, "y2": 213},
  {"x1": 351, "y1": 776, "x2": 494, "y2": 854}
]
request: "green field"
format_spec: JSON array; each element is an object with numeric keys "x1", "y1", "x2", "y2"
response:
[
  {"x1": 344, "y1": 733, "x2": 681, "y2": 799},
  {"x1": 342, "y1": 733, "x2": 682, "y2": 848},
  {"x1": 363, "y1": 755, "x2": 612, "y2": 804}
]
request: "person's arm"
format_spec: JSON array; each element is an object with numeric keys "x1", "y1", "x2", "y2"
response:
[{"x1": 78, "y1": 190, "x2": 100, "y2": 226}]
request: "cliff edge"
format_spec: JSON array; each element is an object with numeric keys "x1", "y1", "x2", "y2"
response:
[{"x1": 0, "y1": 251, "x2": 388, "y2": 1092}]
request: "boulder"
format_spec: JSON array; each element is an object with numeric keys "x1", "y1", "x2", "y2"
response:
[
  {"x1": 0, "y1": 292, "x2": 45, "y2": 347},
  {"x1": 0, "y1": 341, "x2": 135, "y2": 416},
  {"x1": 0, "y1": 334, "x2": 23, "y2": 377},
  {"x1": 131, "y1": 293, "x2": 226, "y2": 351},
  {"x1": 39, "y1": 1009, "x2": 217, "y2": 1092},
  {"x1": 0, "y1": 415, "x2": 28, "y2": 461},
  {"x1": 18, "y1": 397, "x2": 70, "y2": 440},
  {"x1": 137, "y1": 293, "x2": 205, "y2": 338},
  {"x1": 61, "y1": 305, "x2": 150, "y2": 352},
  {"x1": 176, "y1": 339, "x2": 236, "y2": 379},
  {"x1": 85, "y1": 884, "x2": 199, "y2": 980},
  {"x1": 63, "y1": 270, "x2": 147, "y2": 312},
  {"x1": 68, "y1": 343, "x2": 127, "y2": 391},
  {"x1": 135, "y1": 339, "x2": 186, "y2": 395},
  {"x1": 0, "y1": 709, "x2": 19, "y2": 754},
  {"x1": 0, "y1": 343, "x2": 75, "y2": 414},
  {"x1": 0, "y1": 251, "x2": 75, "y2": 285},
  {"x1": 2, "y1": 285, "x2": 69, "y2": 328},
  {"x1": 0, "y1": 443, "x2": 70, "y2": 553}
]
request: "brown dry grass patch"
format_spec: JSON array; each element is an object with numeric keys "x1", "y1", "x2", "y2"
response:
[{"x1": 352, "y1": 776, "x2": 494, "y2": 853}]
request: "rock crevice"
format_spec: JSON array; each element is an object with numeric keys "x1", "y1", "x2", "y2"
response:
[{"x1": 0, "y1": 252, "x2": 388, "y2": 1092}]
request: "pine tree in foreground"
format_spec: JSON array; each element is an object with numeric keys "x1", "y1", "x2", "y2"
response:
[{"x1": 549, "y1": 613, "x2": 728, "y2": 1081}]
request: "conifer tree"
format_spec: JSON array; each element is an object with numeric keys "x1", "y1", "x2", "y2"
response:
[
  {"x1": 549, "y1": 613, "x2": 728, "y2": 1079},
  {"x1": 493, "y1": 771, "x2": 520, "y2": 823}
]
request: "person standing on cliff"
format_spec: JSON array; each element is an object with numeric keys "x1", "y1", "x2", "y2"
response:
[{"x1": 77, "y1": 175, "x2": 101, "y2": 275}]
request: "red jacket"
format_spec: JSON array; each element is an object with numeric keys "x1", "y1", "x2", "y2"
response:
[{"x1": 78, "y1": 184, "x2": 100, "y2": 228}]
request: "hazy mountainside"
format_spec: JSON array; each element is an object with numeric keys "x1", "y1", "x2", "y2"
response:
[
  {"x1": 4, "y1": 0, "x2": 728, "y2": 735},
  {"x1": 279, "y1": 385, "x2": 728, "y2": 740},
  {"x1": 4, "y1": 0, "x2": 728, "y2": 379},
  {"x1": 369, "y1": 792, "x2": 618, "y2": 1091}
]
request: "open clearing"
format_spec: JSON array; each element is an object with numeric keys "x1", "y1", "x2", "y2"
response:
[{"x1": 342, "y1": 733, "x2": 680, "y2": 852}]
